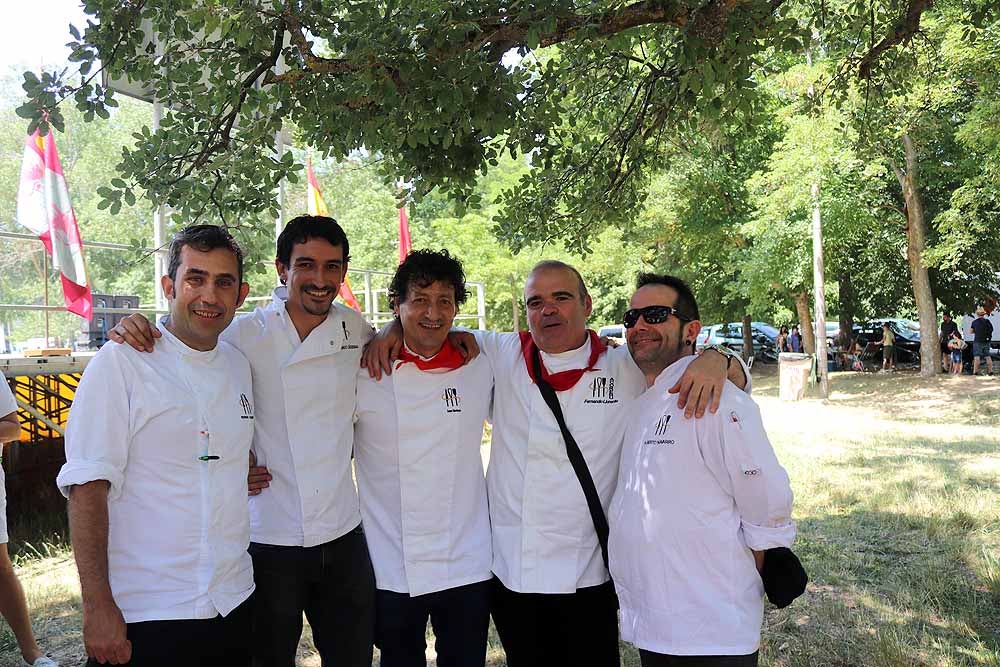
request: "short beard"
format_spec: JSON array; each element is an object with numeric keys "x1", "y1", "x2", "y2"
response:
[{"x1": 302, "y1": 301, "x2": 332, "y2": 317}]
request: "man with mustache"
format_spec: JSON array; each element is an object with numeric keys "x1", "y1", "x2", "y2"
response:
[
  {"x1": 609, "y1": 274, "x2": 794, "y2": 667},
  {"x1": 365, "y1": 260, "x2": 750, "y2": 666},
  {"x1": 354, "y1": 249, "x2": 494, "y2": 667},
  {"x1": 110, "y1": 216, "x2": 377, "y2": 666},
  {"x1": 60, "y1": 225, "x2": 255, "y2": 665}
]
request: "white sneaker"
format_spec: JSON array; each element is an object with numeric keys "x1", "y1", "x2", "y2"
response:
[{"x1": 24, "y1": 656, "x2": 58, "y2": 667}]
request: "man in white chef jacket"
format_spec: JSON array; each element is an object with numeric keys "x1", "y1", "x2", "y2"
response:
[
  {"x1": 355, "y1": 249, "x2": 493, "y2": 667},
  {"x1": 609, "y1": 274, "x2": 795, "y2": 667},
  {"x1": 109, "y1": 216, "x2": 380, "y2": 666},
  {"x1": 58, "y1": 225, "x2": 255, "y2": 666},
  {"x1": 365, "y1": 260, "x2": 751, "y2": 667}
]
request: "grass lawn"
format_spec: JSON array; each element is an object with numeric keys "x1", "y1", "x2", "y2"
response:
[{"x1": 1, "y1": 367, "x2": 997, "y2": 666}]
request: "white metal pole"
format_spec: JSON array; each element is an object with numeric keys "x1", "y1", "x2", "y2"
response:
[
  {"x1": 476, "y1": 284, "x2": 486, "y2": 330},
  {"x1": 152, "y1": 101, "x2": 167, "y2": 312},
  {"x1": 275, "y1": 126, "x2": 286, "y2": 246}
]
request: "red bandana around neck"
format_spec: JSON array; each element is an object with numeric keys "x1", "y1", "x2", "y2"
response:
[
  {"x1": 395, "y1": 338, "x2": 466, "y2": 372},
  {"x1": 519, "y1": 329, "x2": 607, "y2": 391}
]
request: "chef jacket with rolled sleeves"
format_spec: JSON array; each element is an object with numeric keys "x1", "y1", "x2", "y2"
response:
[
  {"x1": 609, "y1": 354, "x2": 794, "y2": 657},
  {"x1": 354, "y1": 346, "x2": 494, "y2": 596},
  {"x1": 57, "y1": 324, "x2": 255, "y2": 623},
  {"x1": 223, "y1": 286, "x2": 373, "y2": 547}
]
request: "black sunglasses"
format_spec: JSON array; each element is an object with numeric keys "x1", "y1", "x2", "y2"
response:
[{"x1": 623, "y1": 305, "x2": 692, "y2": 329}]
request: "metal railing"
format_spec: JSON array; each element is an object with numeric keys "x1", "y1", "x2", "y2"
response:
[{"x1": 0, "y1": 230, "x2": 488, "y2": 344}]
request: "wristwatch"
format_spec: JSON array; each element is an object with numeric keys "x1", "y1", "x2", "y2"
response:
[{"x1": 703, "y1": 344, "x2": 738, "y2": 368}]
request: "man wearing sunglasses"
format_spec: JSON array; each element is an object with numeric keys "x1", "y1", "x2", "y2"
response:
[{"x1": 609, "y1": 274, "x2": 795, "y2": 667}]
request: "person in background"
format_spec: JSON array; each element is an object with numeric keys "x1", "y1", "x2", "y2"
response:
[
  {"x1": 947, "y1": 331, "x2": 965, "y2": 376},
  {"x1": 775, "y1": 326, "x2": 789, "y2": 353},
  {"x1": 0, "y1": 380, "x2": 58, "y2": 667},
  {"x1": 939, "y1": 313, "x2": 959, "y2": 373},
  {"x1": 788, "y1": 326, "x2": 802, "y2": 353},
  {"x1": 875, "y1": 322, "x2": 895, "y2": 372},
  {"x1": 970, "y1": 307, "x2": 994, "y2": 376}
]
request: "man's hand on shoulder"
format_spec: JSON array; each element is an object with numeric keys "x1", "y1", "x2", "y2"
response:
[
  {"x1": 82, "y1": 597, "x2": 131, "y2": 664},
  {"x1": 669, "y1": 350, "x2": 731, "y2": 419},
  {"x1": 448, "y1": 330, "x2": 480, "y2": 364},
  {"x1": 108, "y1": 314, "x2": 159, "y2": 353},
  {"x1": 361, "y1": 319, "x2": 404, "y2": 380}
]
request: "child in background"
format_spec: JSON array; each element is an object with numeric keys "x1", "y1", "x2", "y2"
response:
[{"x1": 948, "y1": 332, "x2": 965, "y2": 375}]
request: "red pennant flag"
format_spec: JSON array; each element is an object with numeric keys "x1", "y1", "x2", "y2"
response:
[
  {"x1": 398, "y1": 206, "x2": 412, "y2": 265},
  {"x1": 17, "y1": 130, "x2": 92, "y2": 319}
]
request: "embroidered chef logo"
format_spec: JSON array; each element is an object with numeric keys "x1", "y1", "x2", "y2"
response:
[
  {"x1": 643, "y1": 413, "x2": 674, "y2": 446},
  {"x1": 584, "y1": 376, "x2": 618, "y2": 404},
  {"x1": 341, "y1": 321, "x2": 359, "y2": 349},
  {"x1": 239, "y1": 393, "x2": 254, "y2": 420},
  {"x1": 442, "y1": 387, "x2": 462, "y2": 413}
]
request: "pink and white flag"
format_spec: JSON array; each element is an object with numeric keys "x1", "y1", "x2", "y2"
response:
[{"x1": 17, "y1": 130, "x2": 92, "y2": 319}]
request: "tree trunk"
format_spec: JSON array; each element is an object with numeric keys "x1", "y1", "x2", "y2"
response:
[
  {"x1": 794, "y1": 290, "x2": 816, "y2": 354},
  {"x1": 892, "y1": 134, "x2": 939, "y2": 377},
  {"x1": 741, "y1": 314, "x2": 753, "y2": 362},
  {"x1": 811, "y1": 180, "x2": 829, "y2": 397},
  {"x1": 838, "y1": 271, "x2": 856, "y2": 367}
]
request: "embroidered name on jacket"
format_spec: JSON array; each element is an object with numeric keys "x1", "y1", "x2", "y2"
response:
[
  {"x1": 584, "y1": 376, "x2": 618, "y2": 404},
  {"x1": 341, "y1": 321, "x2": 360, "y2": 349},
  {"x1": 442, "y1": 387, "x2": 462, "y2": 413},
  {"x1": 643, "y1": 413, "x2": 675, "y2": 446}
]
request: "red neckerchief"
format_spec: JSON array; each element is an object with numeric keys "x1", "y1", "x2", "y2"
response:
[
  {"x1": 395, "y1": 338, "x2": 466, "y2": 372},
  {"x1": 519, "y1": 330, "x2": 607, "y2": 391}
]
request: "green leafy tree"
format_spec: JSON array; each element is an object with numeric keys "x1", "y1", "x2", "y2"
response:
[{"x1": 17, "y1": 0, "x2": 927, "y2": 240}]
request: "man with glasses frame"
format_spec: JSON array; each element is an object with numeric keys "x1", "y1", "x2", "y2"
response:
[{"x1": 609, "y1": 273, "x2": 795, "y2": 667}]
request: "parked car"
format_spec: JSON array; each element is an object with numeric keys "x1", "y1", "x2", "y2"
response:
[
  {"x1": 697, "y1": 322, "x2": 779, "y2": 362},
  {"x1": 853, "y1": 319, "x2": 921, "y2": 362},
  {"x1": 597, "y1": 324, "x2": 626, "y2": 345}
]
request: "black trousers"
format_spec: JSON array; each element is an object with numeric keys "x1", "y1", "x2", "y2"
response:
[
  {"x1": 375, "y1": 579, "x2": 491, "y2": 667},
  {"x1": 249, "y1": 525, "x2": 376, "y2": 667},
  {"x1": 490, "y1": 576, "x2": 619, "y2": 667},
  {"x1": 639, "y1": 650, "x2": 759, "y2": 667},
  {"x1": 84, "y1": 594, "x2": 253, "y2": 667}
]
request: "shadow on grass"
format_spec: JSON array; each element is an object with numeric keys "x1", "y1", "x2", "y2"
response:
[{"x1": 760, "y1": 505, "x2": 1000, "y2": 667}]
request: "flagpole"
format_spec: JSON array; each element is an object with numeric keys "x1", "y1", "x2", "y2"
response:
[
  {"x1": 43, "y1": 251, "x2": 50, "y2": 345},
  {"x1": 152, "y1": 101, "x2": 167, "y2": 311}
]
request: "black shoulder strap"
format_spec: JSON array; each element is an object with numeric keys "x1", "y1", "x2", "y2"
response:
[{"x1": 531, "y1": 348, "x2": 611, "y2": 571}]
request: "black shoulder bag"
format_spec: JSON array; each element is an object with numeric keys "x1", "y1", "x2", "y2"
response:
[{"x1": 531, "y1": 349, "x2": 615, "y2": 596}]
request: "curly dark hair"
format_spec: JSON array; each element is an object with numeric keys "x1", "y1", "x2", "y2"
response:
[
  {"x1": 276, "y1": 215, "x2": 351, "y2": 267},
  {"x1": 167, "y1": 224, "x2": 245, "y2": 283},
  {"x1": 389, "y1": 249, "x2": 468, "y2": 306}
]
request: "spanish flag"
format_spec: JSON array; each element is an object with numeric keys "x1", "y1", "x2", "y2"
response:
[{"x1": 306, "y1": 159, "x2": 362, "y2": 312}]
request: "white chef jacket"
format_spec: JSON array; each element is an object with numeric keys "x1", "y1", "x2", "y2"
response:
[
  {"x1": 354, "y1": 345, "x2": 493, "y2": 596},
  {"x1": 57, "y1": 324, "x2": 255, "y2": 623},
  {"x1": 480, "y1": 333, "x2": 646, "y2": 593},
  {"x1": 609, "y1": 354, "x2": 794, "y2": 656},
  {"x1": 224, "y1": 287, "x2": 373, "y2": 547}
]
